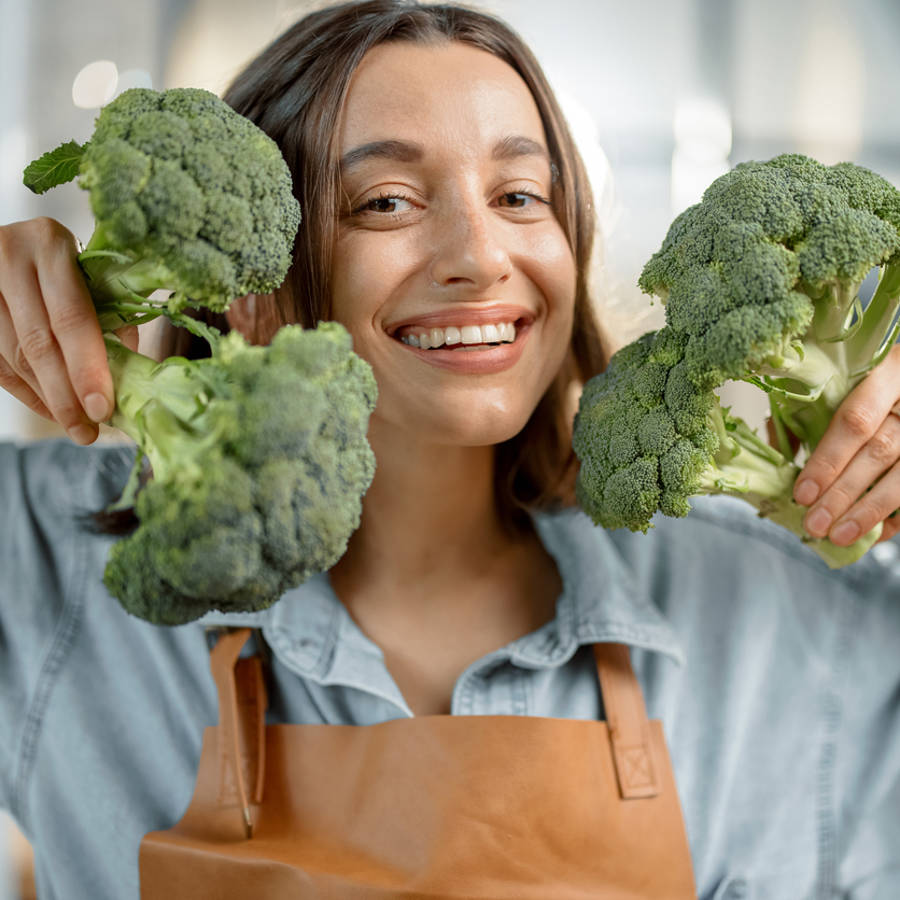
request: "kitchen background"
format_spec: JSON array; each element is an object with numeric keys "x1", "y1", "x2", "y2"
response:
[{"x1": 1, "y1": 0, "x2": 898, "y2": 895}]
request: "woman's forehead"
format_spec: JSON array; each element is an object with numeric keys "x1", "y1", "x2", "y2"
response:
[{"x1": 338, "y1": 40, "x2": 547, "y2": 155}]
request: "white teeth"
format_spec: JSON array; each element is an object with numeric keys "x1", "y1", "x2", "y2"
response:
[{"x1": 399, "y1": 321, "x2": 518, "y2": 349}]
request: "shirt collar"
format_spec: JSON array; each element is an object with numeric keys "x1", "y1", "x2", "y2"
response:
[
  {"x1": 197, "y1": 505, "x2": 684, "y2": 686},
  {"x1": 522, "y1": 507, "x2": 684, "y2": 667}
]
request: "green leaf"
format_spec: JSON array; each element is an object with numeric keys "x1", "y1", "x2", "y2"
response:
[{"x1": 22, "y1": 140, "x2": 86, "y2": 194}]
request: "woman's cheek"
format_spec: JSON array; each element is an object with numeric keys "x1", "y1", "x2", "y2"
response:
[{"x1": 525, "y1": 228, "x2": 577, "y2": 362}]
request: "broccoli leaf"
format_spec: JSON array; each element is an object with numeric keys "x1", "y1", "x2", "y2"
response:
[{"x1": 23, "y1": 140, "x2": 86, "y2": 194}]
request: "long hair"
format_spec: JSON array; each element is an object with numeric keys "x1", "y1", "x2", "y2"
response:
[{"x1": 167, "y1": 0, "x2": 609, "y2": 534}]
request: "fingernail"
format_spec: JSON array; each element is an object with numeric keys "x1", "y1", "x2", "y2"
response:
[
  {"x1": 830, "y1": 520, "x2": 860, "y2": 545},
  {"x1": 83, "y1": 392, "x2": 111, "y2": 423},
  {"x1": 806, "y1": 508, "x2": 832, "y2": 536},
  {"x1": 68, "y1": 424, "x2": 96, "y2": 445},
  {"x1": 794, "y1": 479, "x2": 819, "y2": 506}
]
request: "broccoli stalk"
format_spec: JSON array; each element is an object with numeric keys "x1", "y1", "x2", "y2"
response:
[
  {"x1": 102, "y1": 336, "x2": 221, "y2": 486},
  {"x1": 767, "y1": 258, "x2": 900, "y2": 449},
  {"x1": 78, "y1": 237, "x2": 200, "y2": 335}
]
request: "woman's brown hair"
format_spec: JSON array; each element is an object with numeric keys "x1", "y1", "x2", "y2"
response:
[{"x1": 170, "y1": 0, "x2": 609, "y2": 534}]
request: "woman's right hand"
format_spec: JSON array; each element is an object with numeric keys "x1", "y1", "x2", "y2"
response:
[{"x1": 0, "y1": 218, "x2": 136, "y2": 445}]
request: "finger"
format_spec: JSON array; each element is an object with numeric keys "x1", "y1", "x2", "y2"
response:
[
  {"x1": 0, "y1": 354, "x2": 53, "y2": 420},
  {"x1": 794, "y1": 349, "x2": 900, "y2": 506},
  {"x1": 0, "y1": 291, "x2": 47, "y2": 403},
  {"x1": 34, "y1": 224, "x2": 113, "y2": 423},
  {"x1": 824, "y1": 460, "x2": 900, "y2": 547},
  {"x1": 876, "y1": 514, "x2": 900, "y2": 544},
  {"x1": 802, "y1": 411, "x2": 900, "y2": 540},
  {"x1": 4, "y1": 263, "x2": 99, "y2": 444}
]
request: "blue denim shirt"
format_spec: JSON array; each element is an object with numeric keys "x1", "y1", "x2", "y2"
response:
[{"x1": 1, "y1": 439, "x2": 898, "y2": 900}]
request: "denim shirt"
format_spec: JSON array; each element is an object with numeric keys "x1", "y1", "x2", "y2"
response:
[{"x1": 1, "y1": 439, "x2": 898, "y2": 900}]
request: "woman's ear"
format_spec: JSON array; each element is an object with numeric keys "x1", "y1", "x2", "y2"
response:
[{"x1": 225, "y1": 293, "x2": 286, "y2": 345}]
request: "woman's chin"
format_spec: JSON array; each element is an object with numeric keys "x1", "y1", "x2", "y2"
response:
[{"x1": 372, "y1": 405, "x2": 532, "y2": 449}]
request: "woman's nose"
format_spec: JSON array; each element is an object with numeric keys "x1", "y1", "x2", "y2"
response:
[{"x1": 428, "y1": 196, "x2": 512, "y2": 290}]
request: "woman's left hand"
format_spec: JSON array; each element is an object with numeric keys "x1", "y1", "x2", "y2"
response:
[{"x1": 794, "y1": 344, "x2": 900, "y2": 546}]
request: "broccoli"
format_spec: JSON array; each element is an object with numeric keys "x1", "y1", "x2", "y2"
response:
[
  {"x1": 573, "y1": 154, "x2": 900, "y2": 568},
  {"x1": 101, "y1": 323, "x2": 377, "y2": 624},
  {"x1": 24, "y1": 87, "x2": 378, "y2": 623},
  {"x1": 23, "y1": 86, "x2": 302, "y2": 336}
]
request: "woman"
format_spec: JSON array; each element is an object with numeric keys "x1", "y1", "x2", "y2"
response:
[{"x1": 1, "y1": 2, "x2": 899, "y2": 897}]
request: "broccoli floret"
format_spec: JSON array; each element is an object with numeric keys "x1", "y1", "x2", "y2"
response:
[
  {"x1": 101, "y1": 323, "x2": 377, "y2": 625},
  {"x1": 24, "y1": 88, "x2": 378, "y2": 624},
  {"x1": 640, "y1": 154, "x2": 900, "y2": 447},
  {"x1": 575, "y1": 154, "x2": 900, "y2": 568},
  {"x1": 23, "y1": 87, "x2": 302, "y2": 335}
]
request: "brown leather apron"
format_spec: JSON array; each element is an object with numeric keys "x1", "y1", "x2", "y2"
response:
[{"x1": 140, "y1": 627, "x2": 696, "y2": 898}]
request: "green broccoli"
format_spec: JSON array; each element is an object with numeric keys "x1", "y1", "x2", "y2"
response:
[
  {"x1": 23, "y1": 86, "x2": 302, "y2": 336},
  {"x1": 573, "y1": 154, "x2": 900, "y2": 568},
  {"x1": 24, "y1": 87, "x2": 378, "y2": 623},
  {"x1": 101, "y1": 323, "x2": 377, "y2": 624}
]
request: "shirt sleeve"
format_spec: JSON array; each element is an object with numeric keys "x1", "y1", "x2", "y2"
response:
[
  {"x1": 0, "y1": 440, "x2": 129, "y2": 823},
  {"x1": 0, "y1": 442, "x2": 71, "y2": 819}
]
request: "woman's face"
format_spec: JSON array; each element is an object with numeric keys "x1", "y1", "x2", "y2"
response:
[{"x1": 331, "y1": 40, "x2": 576, "y2": 447}]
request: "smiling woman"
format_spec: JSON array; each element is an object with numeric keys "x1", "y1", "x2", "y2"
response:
[{"x1": 0, "y1": 1, "x2": 899, "y2": 899}]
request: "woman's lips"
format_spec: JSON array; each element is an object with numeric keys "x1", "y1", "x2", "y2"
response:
[{"x1": 393, "y1": 320, "x2": 532, "y2": 374}]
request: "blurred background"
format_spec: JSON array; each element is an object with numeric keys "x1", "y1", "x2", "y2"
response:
[{"x1": 1, "y1": 0, "x2": 899, "y2": 895}]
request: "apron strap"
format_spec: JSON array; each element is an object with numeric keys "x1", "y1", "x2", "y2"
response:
[
  {"x1": 592, "y1": 643, "x2": 659, "y2": 800},
  {"x1": 207, "y1": 627, "x2": 268, "y2": 838},
  {"x1": 205, "y1": 630, "x2": 657, "y2": 823}
]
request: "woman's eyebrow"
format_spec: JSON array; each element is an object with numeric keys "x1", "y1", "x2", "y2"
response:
[
  {"x1": 340, "y1": 140, "x2": 423, "y2": 173},
  {"x1": 339, "y1": 135, "x2": 550, "y2": 174},
  {"x1": 492, "y1": 134, "x2": 549, "y2": 164}
]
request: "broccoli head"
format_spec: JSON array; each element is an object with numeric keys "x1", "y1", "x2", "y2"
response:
[
  {"x1": 24, "y1": 86, "x2": 302, "y2": 334},
  {"x1": 638, "y1": 153, "x2": 900, "y2": 447},
  {"x1": 574, "y1": 154, "x2": 900, "y2": 568},
  {"x1": 102, "y1": 323, "x2": 377, "y2": 625}
]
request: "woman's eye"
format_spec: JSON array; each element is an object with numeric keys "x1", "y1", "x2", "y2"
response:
[
  {"x1": 497, "y1": 191, "x2": 548, "y2": 209},
  {"x1": 356, "y1": 194, "x2": 414, "y2": 214}
]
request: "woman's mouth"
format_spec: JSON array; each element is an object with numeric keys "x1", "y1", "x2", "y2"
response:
[{"x1": 392, "y1": 317, "x2": 531, "y2": 374}]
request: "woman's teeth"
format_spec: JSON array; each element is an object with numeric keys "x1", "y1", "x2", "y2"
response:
[{"x1": 399, "y1": 322, "x2": 517, "y2": 350}]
